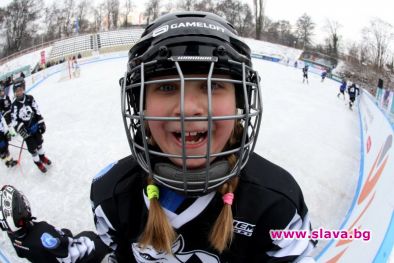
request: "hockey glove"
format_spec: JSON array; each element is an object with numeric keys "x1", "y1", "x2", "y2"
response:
[
  {"x1": 38, "y1": 121, "x2": 46, "y2": 134},
  {"x1": 6, "y1": 127, "x2": 16, "y2": 141},
  {"x1": 17, "y1": 124, "x2": 30, "y2": 139},
  {"x1": 8, "y1": 223, "x2": 111, "y2": 263}
]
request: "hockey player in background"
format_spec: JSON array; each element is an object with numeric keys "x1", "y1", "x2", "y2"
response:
[
  {"x1": 0, "y1": 84, "x2": 17, "y2": 167},
  {"x1": 302, "y1": 64, "x2": 309, "y2": 83},
  {"x1": 1, "y1": 12, "x2": 316, "y2": 263},
  {"x1": 337, "y1": 80, "x2": 347, "y2": 99},
  {"x1": 0, "y1": 83, "x2": 13, "y2": 126},
  {"x1": 347, "y1": 82, "x2": 360, "y2": 110},
  {"x1": 0, "y1": 114, "x2": 17, "y2": 167},
  {"x1": 321, "y1": 70, "x2": 327, "y2": 82},
  {"x1": 10, "y1": 77, "x2": 51, "y2": 173}
]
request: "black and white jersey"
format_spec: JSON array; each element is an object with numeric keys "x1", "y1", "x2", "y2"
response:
[
  {"x1": 348, "y1": 85, "x2": 360, "y2": 98},
  {"x1": 90, "y1": 153, "x2": 316, "y2": 263},
  {"x1": 10, "y1": 94, "x2": 43, "y2": 133},
  {"x1": 0, "y1": 114, "x2": 9, "y2": 134},
  {"x1": 0, "y1": 95, "x2": 12, "y2": 125}
]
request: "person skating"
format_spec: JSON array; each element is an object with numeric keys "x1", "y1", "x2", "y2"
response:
[
  {"x1": 10, "y1": 77, "x2": 51, "y2": 173},
  {"x1": 347, "y1": 82, "x2": 360, "y2": 110},
  {"x1": 337, "y1": 80, "x2": 347, "y2": 99},
  {"x1": 302, "y1": 65, "x2": 309, "y2": 84},
  {"x1": 0, "y1": 114, "x2": 17, "y2": 167}
]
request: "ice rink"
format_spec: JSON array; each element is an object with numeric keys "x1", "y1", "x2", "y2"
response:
[{"x1": 0, "y1": 56, "x2": 360, "y2": 262}]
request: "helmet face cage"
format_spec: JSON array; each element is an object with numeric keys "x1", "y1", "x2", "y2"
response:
[
  {"x1": 122, "y1": 59, "x2": 262, "y2": 195},
  {"x1": 121, "y1": 12, "x2": 262, "y2": 195}
]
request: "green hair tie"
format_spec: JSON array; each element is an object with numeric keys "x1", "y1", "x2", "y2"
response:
[{"x1": 147, "y1": 184, "x2": 159, "y2": 200}]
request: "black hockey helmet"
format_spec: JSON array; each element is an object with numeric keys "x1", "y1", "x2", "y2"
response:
[
  {"x1": 13, "y1": 77, "x2": 26, "y2": 92},
  {"x1": 0, "y1": 185, "x2": 32, "y2": 235},
  {"x1": 121, "y1": 11, "x2": 262, "y2": 195}
]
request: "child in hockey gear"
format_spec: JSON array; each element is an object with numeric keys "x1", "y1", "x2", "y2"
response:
[
  {"x1": 10, "y1": 77, "x2": 51, "y2": 173},
  {"x1": 321, "y1": 70, "x2": 327, "y2": 82},
  {"x1": 337, "y1": 80, "x2": 347, "y2": 99},
  {"x1": 0, "y1": 185, "x2": 110, "y2": 263},
  {"x1": 0, "y1": 83, "x2": 13, "y2": 125},
  {"x1": 347, "y1": 83, "x2": 360, "y2": 110},
  {"x1": 0, "y1": 114, "x2": 17, "y2": 167},
  {"x1": 302, "y1": 65, "x2": 309, "y2": 83},
  {"x1": 2, "y1": 12, "x2": 316, "y2": 263},
  {"x1": 72, "y1": 59, "x2": 81, "y2": 78}
]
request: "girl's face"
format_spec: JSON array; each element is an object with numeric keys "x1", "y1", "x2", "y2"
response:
[{"x1": 146, "y1": 75, "x2": 236, "y2": 169}]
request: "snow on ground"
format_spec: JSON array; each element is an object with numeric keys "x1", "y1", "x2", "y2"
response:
[
  {"x1": 244, "y1": 38, "x2": 303, "y2": 62},
  {"x1": 0, "y1": 55, "x2": 360, "y2": 262}
]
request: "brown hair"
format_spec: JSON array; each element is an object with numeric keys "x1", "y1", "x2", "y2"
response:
[
  {"x1": 139, "y1": 121, "x2": 243, "y2": 253},
  {"x1": 138, "y1": 177, "x2": 176, "y2": 253}
]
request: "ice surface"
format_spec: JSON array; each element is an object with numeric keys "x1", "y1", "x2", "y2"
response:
[{"x1": 0, "y1": 55, "x2": 360, "y2": 262}]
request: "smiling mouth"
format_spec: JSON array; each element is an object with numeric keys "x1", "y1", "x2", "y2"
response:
[{"x1": 172, "y1": 131, "x2": 208, "y2": 144}]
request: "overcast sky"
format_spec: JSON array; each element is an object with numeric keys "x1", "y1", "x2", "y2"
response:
[
  {"x1": 1, "y1": 0, "x2": 393, "y2": 47},
  {"x1": 259, "y1": 0, "x2": 394, "y2": 45}
]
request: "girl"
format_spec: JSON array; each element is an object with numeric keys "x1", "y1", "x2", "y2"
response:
[{"x1": 1, "y1": 11, "x2": 316, "y2": 263}]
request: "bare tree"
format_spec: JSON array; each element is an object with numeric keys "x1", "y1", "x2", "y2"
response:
[
  {"x1": 193, "y1": 0, "x2": 216, "y2": 12},
  {"x1": 362, "y1": 18, "x2": 394, "y2": 70},
  {"x1": 44, "y1": 2, "x2": 64, "y2": 40},
  {"x1": 75, "y1": 0, "x2": 90, "y2": 33},
  {"x1": 215, "y1": 0, "x2": 253, "y2": 37},
  {"x1": 177, "y1": 0, "x2": 197, "y2": 11},
  {"x1": 2, "y1": 0, "x2": 43, "y2": 55},
  {"x1": 122, "y1": 0, "x2": 133, "y2": 27},
  {"x1": 103, "y1": 0, "x2": 120, "y2": 30},
  {"x1": 235, "y1": 3, "x2": 254, "y2": 37},
  {"x1": 144, "y1": 0, "x2": 160, "y2": 25},
  {"x1": 324, "y1": 19, "x2": 341, "y2": 57},
  {"x1": 253, "y1": 0, "x2": 264, "y2": 39},
  {"x1": 0, "y1": 7, "x2": 5, "y2": 24},
  {"x1": 62, "y1": 0, "x2": 76, "y2": 37},
  {"x1": 92, "y1": 2, "x2": 105, "y2": 31},
  {"x1": 216, "y1": 0, "x2": 239, "y2": 26},
  {"x1": 295, "y1": 13, "x2": 315, "y2": 49}
]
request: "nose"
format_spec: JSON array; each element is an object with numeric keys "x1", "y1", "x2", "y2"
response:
[{"x1": 174, "y1": 84, "x2": 206, "y2": 117}]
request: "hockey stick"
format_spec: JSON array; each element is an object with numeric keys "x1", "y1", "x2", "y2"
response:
[
  {"x1": 17, "y1": 140, "x2": 25, "y2": 164},
  {"x1": 9, "y1": 142, "x2": 28, "y2": 151}
]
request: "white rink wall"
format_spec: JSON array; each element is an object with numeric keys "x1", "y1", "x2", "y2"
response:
[{"x1": 317, "y1": 91, "x2": 394, "y2": 262}]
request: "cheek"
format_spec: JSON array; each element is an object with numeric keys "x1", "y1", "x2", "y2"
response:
[{"x1": 212, "y1": 95, "x2": 236, "y2": 116}]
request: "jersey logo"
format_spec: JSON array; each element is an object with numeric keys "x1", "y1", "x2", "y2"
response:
[
  {"x1": 18, "y1": 105, "x2": 33, "y2": 121},
  {"x1": 233, "y1": 219, "x2": 255, "y2": 237},
  {"x1": 132, "y1": 234, "x2": 220, "y2": 263}
]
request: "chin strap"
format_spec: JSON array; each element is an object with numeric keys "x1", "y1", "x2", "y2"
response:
[{"x1": 153, "y1": 160, "x2": 230, "y2": 194}]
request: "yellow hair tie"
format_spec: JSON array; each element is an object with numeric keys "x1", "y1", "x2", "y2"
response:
[{"x1": 147, "y1": 185, "x2": 159, "y2": 200}]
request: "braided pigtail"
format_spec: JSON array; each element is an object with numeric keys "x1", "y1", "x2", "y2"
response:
[
  {"x1": 139, "y1": 177, "x2": 176, "y2": 253},
  {"x1": 209, "y1": 176, "x2": 239, "y2": 253}
]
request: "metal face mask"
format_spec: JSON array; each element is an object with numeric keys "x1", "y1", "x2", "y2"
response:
[{"x1": 121, "y1": 12, "x2": 262, "y2": 195}]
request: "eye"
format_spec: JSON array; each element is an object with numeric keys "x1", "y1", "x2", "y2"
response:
[
  {"x1": 203, "y1": 82, "x2": 225, "y2": 92},
  {"x1": 158, "y1": 84, "x2": 177, "y2": 92},
  {"x1": 212, "y1": 82, "x2": 225, "y2": 90}
]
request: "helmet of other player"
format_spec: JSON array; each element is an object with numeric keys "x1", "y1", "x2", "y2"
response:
[{"x1": 0, "y1": 185, "x2": 32, "y2": 237}]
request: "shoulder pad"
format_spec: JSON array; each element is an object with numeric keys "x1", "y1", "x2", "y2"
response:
[
  {"x1": 90, "y1": 155, "x2": 142, "y2": 207},
  {"x1": 241, "y1": 153, "x2": 305, "y2": 210}
]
